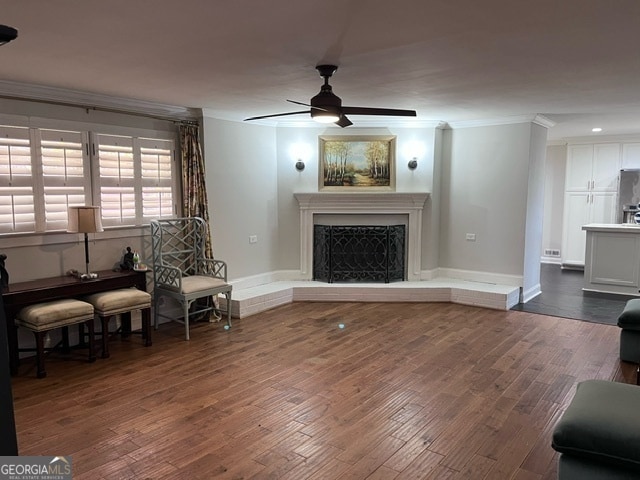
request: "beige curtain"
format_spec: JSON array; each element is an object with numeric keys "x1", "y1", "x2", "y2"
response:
[{"x1": 179, "y1": 123, "x2": 213, "y2": 258}]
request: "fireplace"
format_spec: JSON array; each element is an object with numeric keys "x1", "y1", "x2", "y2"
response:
[
  {"x1": 294, "y1": 192, "x2": 429, "y2": 281},
  {"x1": 313, "y1": 225, "x2": 405, "y2": 283}
]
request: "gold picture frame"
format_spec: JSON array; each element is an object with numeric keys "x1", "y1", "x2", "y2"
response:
[{"x1": 318, "y1": 135, "x2": 396, "y2": 191}]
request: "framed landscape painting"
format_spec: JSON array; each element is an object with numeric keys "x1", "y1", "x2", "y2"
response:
[{"x1": 318, "y1": 135, "x2": 396, "y2": 191}]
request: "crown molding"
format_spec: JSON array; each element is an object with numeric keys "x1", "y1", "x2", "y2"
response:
[
  {"x1": 0, "y1": 80, "x2": 199, "y2": 121},
  {"x1": 532, "y1": 114, "x2": 556, "y2": 128},
  {"x1": 447, "y1": 114, "x2": 555, "y2": 130}
]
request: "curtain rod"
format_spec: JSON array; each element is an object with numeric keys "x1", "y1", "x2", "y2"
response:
[
  {"x1": 178, "y1": 120, "x2": 200, "y2": 126},
  {"x1": 0, "y1": 93, "x2": 200, "y2": 125}
]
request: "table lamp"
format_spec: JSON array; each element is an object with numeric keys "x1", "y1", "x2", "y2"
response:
[{"x1": 67, "y1": 206, "x2": 104, "y2": 279}]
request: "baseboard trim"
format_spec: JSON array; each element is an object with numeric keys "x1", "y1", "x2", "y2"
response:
[
  {"x1": 521, "y1": 283, "x2": 542, "y2": 303},
  {"x1": 435, "y1": 267, "x2": 522, "y2": 287}
]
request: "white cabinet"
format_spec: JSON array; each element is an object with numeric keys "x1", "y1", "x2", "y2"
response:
[
  {"x1": 583, "y1": 224, "x2": 640, "y2": 296},
  {"x1": 565, "y1": 144, "x2": 620, "y2": 191},
  {"x1": 564, "y1": 144, "x2": 594, "y2": 191},
  {"x1": 593, "y1": 144, "x2": 621, "y2": 190},
  {"x1": 561, "y1": 144, "x2": 620, "y2": 267},
  {"x1": 622, "y1": 143, "x2": 640, "y2": 169}
]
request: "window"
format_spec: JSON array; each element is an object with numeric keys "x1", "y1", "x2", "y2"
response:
[
  {"x1": 0, "y1": 123, "x2": 177, "y2": 235},
  {"x1": 0, "y1": 126, "x2": 35, "y2": 233},
  {"x1": 40, "y1": 129, "x2": 89, "y2": 231},
  {"x1": 95, "y1": 134, "x2": 136, "y2": 227},
  {"x1": 140, "y1": 138, "x2": 174, "y2": 219},
  {"x1": 94, "y1": 134, "x2": 175, "y2": 227}
]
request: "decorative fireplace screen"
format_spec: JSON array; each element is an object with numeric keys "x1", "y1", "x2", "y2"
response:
[{"x1": 313, "y1": 225, "x2": 405, "y2": 283}]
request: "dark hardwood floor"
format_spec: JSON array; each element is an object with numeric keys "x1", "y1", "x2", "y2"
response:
[
  {"x1": 512, "y1": 263, "x2": 636, "y2": 325},
  {"x1": 10, "y1": 301, "x2": 635, "y2": 479}
]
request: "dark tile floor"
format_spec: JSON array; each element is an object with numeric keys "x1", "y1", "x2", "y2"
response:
[{"x1": 511, "y1": 263, "x2": 635, "y2": 326}]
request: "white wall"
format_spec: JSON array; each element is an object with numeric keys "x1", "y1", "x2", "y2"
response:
[
  {"x1": 542, "y1": 144, "x2": 567, "y2": 261},
  {"x1": 521, "y1": 123, "x2": 548, "y2": 300},
  {"x1": 439, "y1": 122, "x2": 541, "y2": 282},
  {"x1": 201, "y1": 117, "x2": 279, "y2": 280},
  {"x1": 1, "y1": 98, "x2": 443, "y2": 285},
  {"x1": 273, "y1": 126, "x2": 439, "y2": 276},
  {"x1": 201, "y1": 119, "x2": 545, "y2": 286},
  {"x1": 274, "y1": 125, "x2": 326, "y2": 271},
  {"x1": 0, "y1": 96, "x2": 548, "y2": 291},
  {"x1": 2, "y1": 233, "x2": 150, "y2": 284}
]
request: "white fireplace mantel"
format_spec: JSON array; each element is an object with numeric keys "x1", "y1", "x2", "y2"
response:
[{"x1": 294, "y1": 192, "x2": 430, "y2": 281}]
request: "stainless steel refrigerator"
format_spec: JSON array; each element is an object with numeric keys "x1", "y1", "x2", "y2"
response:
[{"x1": 618, "y1": 169, "x2": 640, "y2": 223}]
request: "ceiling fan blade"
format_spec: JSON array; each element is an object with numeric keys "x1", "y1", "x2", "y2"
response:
[
  {"x1": 287, "y1": 99, "x2": 311, "y2": 107},
  {"x1": 341, "y1": 106, "x2": 417, "y2": 117},
  {"x1": 244, "y1": 110, "x2": 310, "y2": 121},
  {"x1": 287, "y1": 99, "x2": 329, "y2": 112},
  {"x1": 335, "y1": 115, "x2": 353, "y2": 128}
]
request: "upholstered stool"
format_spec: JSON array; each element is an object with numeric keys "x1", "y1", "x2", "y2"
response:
[
  {"x1": 552, "y1": 380, "x2": 640, "y2": 479},
  {"x1": 16, "y1": 299, "x2": 96, "y2": 378},
  {"x1": 617, "y1": 299, "x2": 640, "y2": 363},
  {"x1": 83, "y1": 288, "x2": 152, "y2": 358}
]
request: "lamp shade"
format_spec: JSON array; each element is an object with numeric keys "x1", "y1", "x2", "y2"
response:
[{"x1": 67, "y1": 206, "x2": 104, "y2": 233}]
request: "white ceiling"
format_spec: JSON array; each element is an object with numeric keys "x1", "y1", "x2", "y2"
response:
[{"x1": 2, "y1": 0, "x2": 640, "y2": 141}]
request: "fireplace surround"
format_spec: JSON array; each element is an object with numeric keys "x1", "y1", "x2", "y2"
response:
[{"x1": 294, "y1": 192, "x2": 429, "y2": 281}]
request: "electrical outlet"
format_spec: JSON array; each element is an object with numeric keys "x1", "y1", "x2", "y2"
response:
[
  {"x1": 249, "y1": 235, "x2": 258, "y2": 244},
  {"x1": 465, "y1": 233, "x2": 476, "y2": 241}
]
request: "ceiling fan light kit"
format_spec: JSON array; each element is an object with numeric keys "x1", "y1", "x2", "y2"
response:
[
  {"x1": 0, "y1": 24, "x2": 18, "y2": 46},
  {"x1": 312, "y1": 112, "x2": 340, "y2": 123},
  {"x1": 244, "y1": 64, "x2": 416, "y2": 128}
]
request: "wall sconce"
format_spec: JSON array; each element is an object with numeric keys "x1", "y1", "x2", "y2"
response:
[
  {"x1": 408, "y1": 157, "x2": 418, "y2": 170},
  {"x1": 290, "y1": 142, "x2": 311, "y2": 173}
]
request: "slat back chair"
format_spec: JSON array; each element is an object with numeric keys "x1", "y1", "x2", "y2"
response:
[{"x1": 151, "y1": 217, "x2": 231, "y2": 340}]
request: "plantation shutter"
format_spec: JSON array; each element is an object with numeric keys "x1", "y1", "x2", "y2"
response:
[
  {"x1": 140, "y1": 137, "x2": 174, "y2": 220},
  {"x1": 0, "y1": 126, "x2": 35, "y2": 233},
  {"x1": 95, "y1": 134, "x2": 137, "y2": 227},
  {"x1": 39, "y1": 129, "x2": 89, "y2": 231},
  {"x1": 0, "y1": 124, "x2": 177, "y2": 234}
]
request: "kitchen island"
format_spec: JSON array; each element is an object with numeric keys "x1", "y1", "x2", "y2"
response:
[{"x1": 582, "y1": 223, "x2": 640, "y2": 296}]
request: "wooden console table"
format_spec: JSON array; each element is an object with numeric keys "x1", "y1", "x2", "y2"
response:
[{"x1": 2, "y1": 269, "x2": 146, "y2": 376}]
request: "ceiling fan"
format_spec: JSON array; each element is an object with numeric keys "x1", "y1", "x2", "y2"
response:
[{"x1": 244, "y1": 65, "x2": 417, "y2": 128}]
